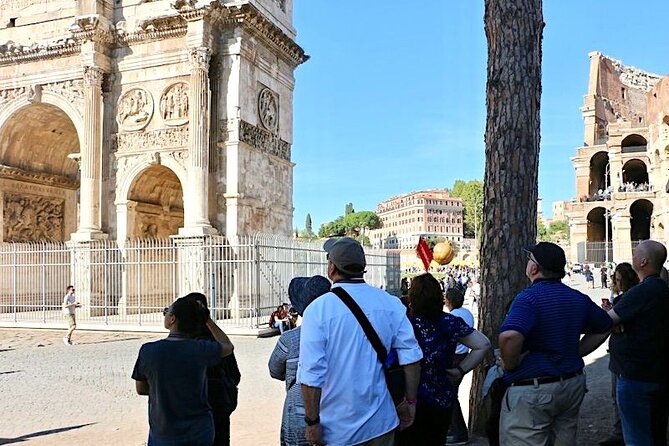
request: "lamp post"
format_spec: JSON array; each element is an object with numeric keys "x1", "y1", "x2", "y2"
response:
[{"x1": 604, "y1": 164, "x2": 609, "y2": 264}]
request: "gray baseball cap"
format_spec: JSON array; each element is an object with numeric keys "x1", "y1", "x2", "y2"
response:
[{"x1": 323, "y1": 237, "x2": 366, "y2": 275}]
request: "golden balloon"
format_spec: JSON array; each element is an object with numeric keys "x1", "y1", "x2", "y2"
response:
[{"x1": 433, "y1": 242, "x2": 455, "y2": 265}]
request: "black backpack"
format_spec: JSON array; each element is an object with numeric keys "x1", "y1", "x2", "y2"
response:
[{"x1": 208, "y1": 352, "x2": 241, "y2": 416}]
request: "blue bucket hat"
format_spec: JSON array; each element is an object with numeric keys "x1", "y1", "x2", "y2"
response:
[{"x1": 288, "y1": 275, "x2": 331, "y2": 316}]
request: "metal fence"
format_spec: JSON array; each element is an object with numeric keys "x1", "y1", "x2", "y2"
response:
[{"x1": 0, "y1": 235, "x2": 400, "y2": 331}]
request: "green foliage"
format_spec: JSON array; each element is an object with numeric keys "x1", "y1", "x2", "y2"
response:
[
  {"x1": 547, "y1": 220, "x2": 569, "y2": 243},
  {"x1": 318, "y1": 210, "x2": 382, "y2": 238},
  {"x1": 537, "y1": 218, "x2": 548, "y2": 241},
  {"x1": 449, "y1": 180, "x2": 483, "y2": 238},
  {"x1": 305, "y1": 213, "x2": 313, "y2": 234}
]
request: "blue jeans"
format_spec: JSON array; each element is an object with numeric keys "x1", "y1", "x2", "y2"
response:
[{"x1": 616, "y1": 376, "x2": 668, "y2": 446}]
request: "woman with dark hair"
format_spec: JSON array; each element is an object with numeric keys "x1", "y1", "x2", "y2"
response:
[
  {"x1": 268, "y1": 275, "x2": 331, "y2": 446},
  {"x1": 397, "y1": 273, "x2": 490, "y2": 446},
  {"x1": 185, "y1": 292, "x2": 241, "y2": 446},
  {"x1": 599, "y1": 262, "x2": 639, "y2": 446},
  {"x1": 132, "y1": 296, "x2": 235, "y2": 446}
]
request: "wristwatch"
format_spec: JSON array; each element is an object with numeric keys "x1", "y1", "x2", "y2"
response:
[{"x1": 304, "y1": 415, "x2": 320, "y2": 426}]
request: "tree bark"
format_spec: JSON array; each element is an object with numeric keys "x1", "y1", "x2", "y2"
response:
[{"x1": 469, "y1": 0, "x2": 544, "y2": 434}]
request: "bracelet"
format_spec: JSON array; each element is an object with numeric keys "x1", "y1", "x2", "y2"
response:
[
  {"x1": 403, "y1": 397, "x2": 417, "y2": 405},
  {"x1": 456, "y1": 365, "x2": 467, "y2": 376},
  {"x1": 304, "y1": 415, "x2": 320, "y2": 426}
]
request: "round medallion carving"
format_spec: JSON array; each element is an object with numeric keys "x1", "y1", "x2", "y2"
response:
[
  {"x1": 160, "y1": 82, "x2": 190, "y2": 126},
  {"x1": 258, "y1": 88, "x2": 278, "y2": 132},
  {"x1": 117, "y1": 88, "x2": 154, "y2": 131}
]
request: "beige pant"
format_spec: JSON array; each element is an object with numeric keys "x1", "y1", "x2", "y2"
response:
[
  {"x1": 354, "y1": 429, "x2": 395, "y2": 446},
  {"x1": 500, "y1": 374, "x2": 586, "y2": 446}
]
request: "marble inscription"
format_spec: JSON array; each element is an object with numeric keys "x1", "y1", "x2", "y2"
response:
[{"x1": 117, "y1": 88, "x2": 154, "y2": 131}]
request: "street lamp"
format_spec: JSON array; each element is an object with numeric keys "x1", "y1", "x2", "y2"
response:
[{"x1": 604, "y1": 162, "x2": 611, "y2": 264}]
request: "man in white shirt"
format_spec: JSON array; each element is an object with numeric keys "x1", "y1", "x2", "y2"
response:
[
  {"x1": 298, "y1": 237, "x2": 423, "y2": 446},
  {"x1": 62, "y1": 285, "x2": 81, "y2": 345},
  {"x1": 445, "y1": 287, "x2": 475, "y2": 445}
]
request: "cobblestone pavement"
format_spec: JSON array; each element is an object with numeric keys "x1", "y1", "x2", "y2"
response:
[{"x1": 0, "y1": 274, "x2": 614, "y2": 445}]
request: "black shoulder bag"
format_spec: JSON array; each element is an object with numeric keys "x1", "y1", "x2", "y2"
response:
[{"x1": 330, "y1": 287, "x2": 406, "y2": 406}]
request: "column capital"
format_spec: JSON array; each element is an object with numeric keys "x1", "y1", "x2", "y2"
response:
[
  {"x1": 189, "y1": 47, "x2": 212, "y2": 71},
  {"x1": 83, "y1": 66, "x2": 105, "y2": 87}
]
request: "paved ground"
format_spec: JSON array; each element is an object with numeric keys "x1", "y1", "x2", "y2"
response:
[{"x1": 0, "y1": 275, "x2": 616, "y2": 445}]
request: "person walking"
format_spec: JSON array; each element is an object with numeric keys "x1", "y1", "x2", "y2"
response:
[
  {"x1": 499, "y1": 242, "x2": 612, "y2": 446},
  {"x1": 269, "y1": 275, "x2": 331, "y2": 446},
  {"x1": 298, "y1": 237, "x2": 423, "y2": 446},
  {"x1": 132, "y1": 296, "x2": 235, "y2": 446},
  {"x1": 396, "y1": 274, "x2": 489, "y2": 446},
  {"x1": 62, "y1": 285, "x2": 80, "y2": 346}
]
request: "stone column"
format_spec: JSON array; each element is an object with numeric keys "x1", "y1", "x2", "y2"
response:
[
  {"x1": 180, "y1": 47, "x2": 216, "y2": 236},
  {"x1": 612, "y1": 215, "x2": 633, "y2": 262},
  {"x1": 73, "y1": 66, "x2": 105, "y2": 241},
  {"x1": 569, "y1": 218, "x2": 587, "y2": 263}
]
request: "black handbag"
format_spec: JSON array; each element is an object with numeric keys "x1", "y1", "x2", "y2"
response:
[{"x1": 331, "y1": 287, "x2": 406, "y2": 406}]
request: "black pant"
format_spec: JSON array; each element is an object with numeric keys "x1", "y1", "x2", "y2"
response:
[
  {"x1": 396, "y1": 405, "x2": 452, "y2": 446},
  {"x1": 212, "y1": 412, "x2": 230, "y2": 446}
]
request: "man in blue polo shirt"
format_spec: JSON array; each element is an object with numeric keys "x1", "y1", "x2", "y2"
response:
[{"x1": 498, "y1": 242, "x2": 612, "y2": 446}]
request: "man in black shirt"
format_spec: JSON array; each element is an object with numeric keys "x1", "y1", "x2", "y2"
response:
[{"x1": 601, "y1": 240, "x2": 669, "y2": 445}]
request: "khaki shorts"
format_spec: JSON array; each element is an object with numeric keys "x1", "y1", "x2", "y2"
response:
[{"x1": 65, "y1": 313, "x2": 76, "y2": 328}]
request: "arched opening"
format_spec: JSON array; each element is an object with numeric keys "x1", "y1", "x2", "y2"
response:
[
  {"x1": 586, "y1": 207, "x2": 611, "y2": 242},
  {"x1": 127, "y1": 165, "x2": 184, "y2": 239},
  {"x1": 0, "y1": 103, "x2": 80, "y2": 242},
  {"x1": 621, "y1": 159, "x2": 649, "y2": 187},
  {"x1": 630, "y1": 199, "x2": 653, "y2": 241},
  {"x1": 621, "y1": 134, "x2": 647, "y2": 154},
  {"x1": 588, "y1": 151, "x2": 610, "y2": 196}
]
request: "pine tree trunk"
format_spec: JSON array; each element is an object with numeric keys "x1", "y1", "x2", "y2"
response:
[{"x1": 469, "y1": 0, "x2": 544, "y2": 434}]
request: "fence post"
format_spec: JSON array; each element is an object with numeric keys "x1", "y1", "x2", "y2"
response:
[
  {"x1": 254, "y1": 239, "x2": 261, "y2": 328},
  {"x1": 12, "y1": 243, "x2": 17, "y2": 322},
  {"x1": 41, "y1": 245, "x2": 46, "y2": 323}
]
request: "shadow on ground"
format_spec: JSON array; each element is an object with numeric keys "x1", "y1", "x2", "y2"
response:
[{"x1": 0, "y1": 423, "x2": 96, "y2": 445}]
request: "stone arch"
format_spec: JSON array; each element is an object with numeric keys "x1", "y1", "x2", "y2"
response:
[
  {"x1": 622, "y1": 159, "x2": 648, "y2": 185},
  {"x1": 630, "y1": 199, "x2": 653, "y2": 241},
  {"x1": 0, "y1": 100, "x2": 81, "y2": 242},
  {"x1": 621, "y1": 134, "x2": 647, "y2": 153},
  {"x1": 589, "y1": 151, "x2": 610, "y2": 195},
  {"x1": 123, "y1": 162, "x2": 185, "y2": 239},
  {"x1": 586, "y1": 207, "x2": 611, "y2": 242}
]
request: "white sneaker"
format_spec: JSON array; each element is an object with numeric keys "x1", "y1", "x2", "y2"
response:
[{"x1": 62, "y1": 337, "x2": 69, "y2": 345}]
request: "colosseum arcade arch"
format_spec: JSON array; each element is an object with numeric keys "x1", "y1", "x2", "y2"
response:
[
  {"x1": 0, "y1": 103, "x2": 80, "y2": 242},
  {"x1": 589, "y1": 151, "x2": 610, "y2": 195},
  {"x1": 621, "y1": 134, "x2": 647, "y2": 154},
  {"x1": 126, "y1": 165, "x2": 184, "y2": 239},
  {"x1": 630, "y1": 199, "x2": 653, "y2": 241},
  {"x1": 622, "y1": 159, "x2": 649, "y2": 185},
  {"x1": 586, "y1": 207, "x2": 611, "y2": 242}
]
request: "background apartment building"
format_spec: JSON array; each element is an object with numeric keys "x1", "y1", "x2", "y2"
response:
[{"x1": 370, "y1": 190, "x2": 464, "y2": 249}]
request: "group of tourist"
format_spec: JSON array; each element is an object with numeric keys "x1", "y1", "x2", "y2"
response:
[{"x1": 123, "y1": 237, "x2": 669, "y2": 446}]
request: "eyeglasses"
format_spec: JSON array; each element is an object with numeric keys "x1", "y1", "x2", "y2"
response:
[{"x1": 162, "y1": 307, "x2": 170, "y2": 316}]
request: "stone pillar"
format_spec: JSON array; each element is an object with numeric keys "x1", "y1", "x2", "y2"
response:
[
  {"x1": 569, "y1": 218, "x2": 587, "y2": 263},
  {"x1": 73, "y1": 66, "x2": 105, "y2": 241},
  {"x1": 612, "y1": 215, "x2": 632, "y2": 262},
  {"x1": 180, "y1": 47, "x2": 217, "y2": 236},
  {"x1": 173, "y1": 236, "x2": 209, "y2": 296}
]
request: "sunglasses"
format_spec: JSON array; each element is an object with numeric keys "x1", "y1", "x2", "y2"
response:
[{"x1": 162, "y1": 307, "x2": 170, "y2": 316}]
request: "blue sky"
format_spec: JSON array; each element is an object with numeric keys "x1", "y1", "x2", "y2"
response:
[{"x1": 291, "y1": 1, "x2": 669, "y2": 231}]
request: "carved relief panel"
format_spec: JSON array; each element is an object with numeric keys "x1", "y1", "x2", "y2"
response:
[
  {"x1": 3, "y1": 192, "x2": 64, "y2": 242},
  {"x1": 160, "y1": 82, "x2": 189, "y2": 126},
  {"x1": 258, "y1": 87, "x2": 279, "y2": 132},
  {"x1": 117, "y1": 88, "x2": 154, "y2": 131}
]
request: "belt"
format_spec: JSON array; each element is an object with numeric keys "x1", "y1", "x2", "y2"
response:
[{"x1": 512, "y1": 371, "x2": 583, "y2": 387}]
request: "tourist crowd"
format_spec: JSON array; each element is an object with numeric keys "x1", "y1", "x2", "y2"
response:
[{"x1": 127, "y1": 237, "x2": 669, "y2": 446}]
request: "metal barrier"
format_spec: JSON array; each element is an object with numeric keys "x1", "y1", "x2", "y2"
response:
[{"x1": 0, "y1": 235, "x2": 400, "y2": 331}]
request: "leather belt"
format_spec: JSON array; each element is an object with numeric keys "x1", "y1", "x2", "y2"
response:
[{"x1": 512, "y1": 371, "x2": 583, "y2": 387}]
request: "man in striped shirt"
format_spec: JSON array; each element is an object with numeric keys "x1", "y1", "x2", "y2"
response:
[{"x1": 498, "y1": 242, "x2": 612, "y2": 446}]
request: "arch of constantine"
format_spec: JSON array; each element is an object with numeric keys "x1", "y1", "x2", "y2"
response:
[
  {"x1": 0, "y1": 0, "x2": 316, "y2": 329},
  {"x1": 565, "y1": 52, "x2": 669, "y2": 263}
]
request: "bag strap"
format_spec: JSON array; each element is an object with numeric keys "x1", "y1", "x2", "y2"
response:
[{"x1": 330, "y1": 287, "x2": 388, "y2": 364}]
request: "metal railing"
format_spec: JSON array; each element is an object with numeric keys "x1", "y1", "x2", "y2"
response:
[{"x1": 0, "y1": 235, "x2": 400, "y2": 331}]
